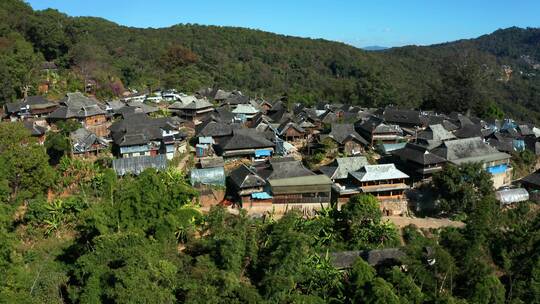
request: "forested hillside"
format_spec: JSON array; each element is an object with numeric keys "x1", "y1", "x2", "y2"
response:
[
  {"x1": 0, "y1": 121, "x2": 539, "y2": 303},
  {"x1": 0, "y1": 0, "x2": 539, "y2": 122}
]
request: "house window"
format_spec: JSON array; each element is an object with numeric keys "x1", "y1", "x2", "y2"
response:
[{"x1": 140, "y1": 152, "x2": 145, "y2": 156}]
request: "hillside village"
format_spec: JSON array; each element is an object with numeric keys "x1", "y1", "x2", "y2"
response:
[{"x1": 4, "y1": 88, "x2": 540, "y2": 218}]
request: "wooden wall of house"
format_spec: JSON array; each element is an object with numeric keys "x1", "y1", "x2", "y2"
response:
[
  {"x1": 343, "y1": 140, "x2": 363, "y2": 155},
  {"x1": 197, "y1": 186, "x2": 225, "y2": 208},
  {"x1": 84, "y1": 114, "x2": 107, "y2": 127},
  {"x1": 284, "y1": 127, "x2": 304, "y2": 139},
  {"x1": 87, "y1": 123, "x2": 110, "y2": 137}
]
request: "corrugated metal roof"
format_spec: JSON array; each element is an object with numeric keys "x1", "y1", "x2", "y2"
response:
[
  {"x1": 269, "y1": 175, "x2": 332, "y2": 187},
  {"x1": 495, "y1": 188, "x2": 529, "y2": 204},
  {"x1": 113, "y1": 155, "x2": 168, "y2": 176},
  {"x1": 190, "y1": 167, "x2": 225, "y2": 187}
]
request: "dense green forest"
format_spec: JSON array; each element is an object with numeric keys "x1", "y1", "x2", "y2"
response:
[
  {"x1": 1, "y1": 119, "x2": 540, "y2": 303},
  {"x1": 1, "y1": 0, "x2": 540, "y2": 121}
]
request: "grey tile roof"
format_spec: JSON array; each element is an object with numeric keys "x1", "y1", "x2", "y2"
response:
[
  {"x1": 107, "y1": 100, "x2": 126, "y2": 112},
  {"x1": 49, "y1": 92, "x2": 106, "y2": 119},
  {"x1": 126, "y1": 101, "x2": 159, "y2": 114},
  {"x1": 110, "y1": 114, "x2": 181, "y2": 146},
  {"x1": 418, "y1": 124, "x2": 456, "y2": 141},
  {"x1": 23, "y1": 120, "x2": 47, "y2": 136},
  {"x1": 6, "y1": 96, "x2": 57, "y2": 114},
  {"x1": 319, "y1": 156, "x2": 369, "y2": 180},
  {"x1": 442, "y1": 120, "x2": 459, "y2": 131},
  {"x1": 169, "y1": 98, "x2": 213, "y2": 110},
  {"x1": 518, "y1": 124, "x2": 535, "y2": 136},
  {"x1": 232, "y1": 104, "x2": 259, "y2": 114},
  {"x1": 327, "y1": 123, "x2": 368, "y2": 145},
  {"x1": 432, "y1": 137, "x2": 510, "y2": 164},
  {"x1": 70, "y1": 128, "x2": 108, "y2": 153},
  {"x1": 267, "y1": 159, "x2": 315, "y2": 180},
  {"x1": 350, "y1": 164, "x2": 409, "y2": 182}
]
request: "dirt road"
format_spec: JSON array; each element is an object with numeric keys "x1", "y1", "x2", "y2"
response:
[{"x1": 384, "y1": 216, "x2": 465, "y2": 229}]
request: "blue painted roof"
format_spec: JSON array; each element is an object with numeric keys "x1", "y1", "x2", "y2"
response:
[
  {"x1": 255, "y1": 149, "x2": 272, "y2": 157},
  {"x1": 251, "y1": 192, "x2": 272, "y2": 199}
]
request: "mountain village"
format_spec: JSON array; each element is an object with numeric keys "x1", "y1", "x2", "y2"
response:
[{"x1": 4, "y1": 88, "x2": 539, "y2": 219}]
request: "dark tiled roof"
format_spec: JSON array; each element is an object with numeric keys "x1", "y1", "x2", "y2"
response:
[
  {"x1": 326, "y1": 123, "x2": 368, "y2": 145},
  {"x1": 487, "y1": 133, "x2": 515, "y2": 153},
  {"x1": 432, "y1": 137, "x2": 510, "y2": 164},
  {"x1": 383, "y1": 108, "x2": 425, "y2": 126},
  {"x1": 356, "y1": 116, "x2": 401, "y2": 134},
  {"x1": 196, "y1": 120, "x2": 235, "y2": 137},
  {"x1": 392, "y1": 143, "x2": 447, "y2": 165},
  {"x1": 521, "y1": 170, "x2": 540, "y2": 187},
  {"x1": 267, "y1": 106, "x2": 289, "y2": 123},
  {"x1": 223, "y1": 92, "x2": 249, "y2": 105},
  {"x1": 454, "y1": 124, "x2": 483, "y2": 139},
  {"x1": 442, "y1": 120, "x2": 459, "y2": 131},
  {"x1": 6, "y1": 95, "x2": 57, "y2": 114},
  {"x1": 320, "y1": 110, "x2": 338, "y2": 124},
  {"x1": 219, "y1": 129, "x2": 275, "y2": 151},
  {"x1": 277, "y1": 120, "x2": 305, "y2": 135},
  {"x1": 229, "y1": 164, "x2": 266, "y2": 189},
  {"x1": 214, "y1": 107, "x2": 236, "y2": 122},
  {"x1": 49, "y1": 92, "x2": 106, "y2": 119},
  {"x1": 267, "y1": 159, "x2": 315, "y2": 180},
  {"x1": 110, "y1": 113, "x2": 181, "y2": 146}
]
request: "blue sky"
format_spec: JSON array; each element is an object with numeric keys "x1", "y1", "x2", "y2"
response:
[{"x1": 26, "y1": 0, "x2": 540, "y2": 48}]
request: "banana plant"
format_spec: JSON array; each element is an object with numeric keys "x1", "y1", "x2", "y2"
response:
[{"x1": 44, "y1": 199, "x2": 65, "y2": 236}]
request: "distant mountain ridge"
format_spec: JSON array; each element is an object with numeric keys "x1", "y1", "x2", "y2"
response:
[{"x1": 362, "y1": 46, "x2": 389, "y2": 51}]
